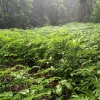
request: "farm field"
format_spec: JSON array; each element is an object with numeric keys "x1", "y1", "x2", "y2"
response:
[{"x1": 0, "y1": 23, "x2": 100, "y2": 100}]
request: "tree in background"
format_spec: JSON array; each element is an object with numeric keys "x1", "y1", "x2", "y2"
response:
[
  {"x1": 0, "y1": 0, "x2": 32, "y2": 28},
  {"x1": 45, "y1": 0, "x2": 67, "y2": 25},
  {"x1": 0, "y1": 0, "x2": 100, "y2": 29},
  {"x1": 91, "y1": 0, "x2": 100, "y2": 22},
  {"x1": 30, "y1": 0, "x2": 46, "y2": 26},
  {"x1": 78, "y1": 0, "x2": 94, "y2": 22},
  {"x1": 0, "y1": 0, "x2": 67, "y2": 28},
  {"x1": 31, "y1": 0, "x2": 67, "y2": 26}
]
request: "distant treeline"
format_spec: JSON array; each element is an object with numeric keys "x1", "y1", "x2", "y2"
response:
[{"x1": 0, "y1": 0, "x2": 100, "y2": 29}]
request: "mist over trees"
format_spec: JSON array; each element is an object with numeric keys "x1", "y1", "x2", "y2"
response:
[{"x1": 0, "y1": 0, "x2": 100, "y2": 29}]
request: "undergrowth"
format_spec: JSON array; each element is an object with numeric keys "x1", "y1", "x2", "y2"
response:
[{"x1": 0, "y1": 23, "x2": 100, "y2": 100}]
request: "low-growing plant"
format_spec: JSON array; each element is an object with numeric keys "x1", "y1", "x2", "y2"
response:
[{"x1": 0, "y1": 23, "x2": 100, "y2": 99}]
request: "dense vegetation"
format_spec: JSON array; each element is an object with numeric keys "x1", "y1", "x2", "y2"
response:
[
  {"x1": 0, "y1": 0, "x2": 100, "y2": 29},
  {"x1": 0, "y1": 23, "x2": 100, "y2": 100}
]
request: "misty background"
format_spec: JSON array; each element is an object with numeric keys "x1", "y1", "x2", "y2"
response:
[{"x1": 0, "y1": 0, "x2": 100, "y2": 29}]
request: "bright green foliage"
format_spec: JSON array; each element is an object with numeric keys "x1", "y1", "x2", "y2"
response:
[{"x1": 0, "y1": 23, "x2": 100, "y2": 99}]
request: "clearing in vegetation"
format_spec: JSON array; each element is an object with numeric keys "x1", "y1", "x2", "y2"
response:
[{"x1": 0, "y1": 23, "x2": 100, "y2": 100}]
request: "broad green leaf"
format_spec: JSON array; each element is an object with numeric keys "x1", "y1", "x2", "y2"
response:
[
  {"x1": 55, "y1": 84, "x2": 62, "y2": 96},
  {"x1": 0, "y1": 92, "x2": 13, "y2": 97}
]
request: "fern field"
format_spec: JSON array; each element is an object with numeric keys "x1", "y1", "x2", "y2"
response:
[{"x1": 0, "y1": 23, "x2": 100, "y2": 100}]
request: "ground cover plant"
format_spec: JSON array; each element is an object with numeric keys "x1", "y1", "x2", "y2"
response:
[{"x1": 0, "y1": 23, "x2": 100, "y2": 100}]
